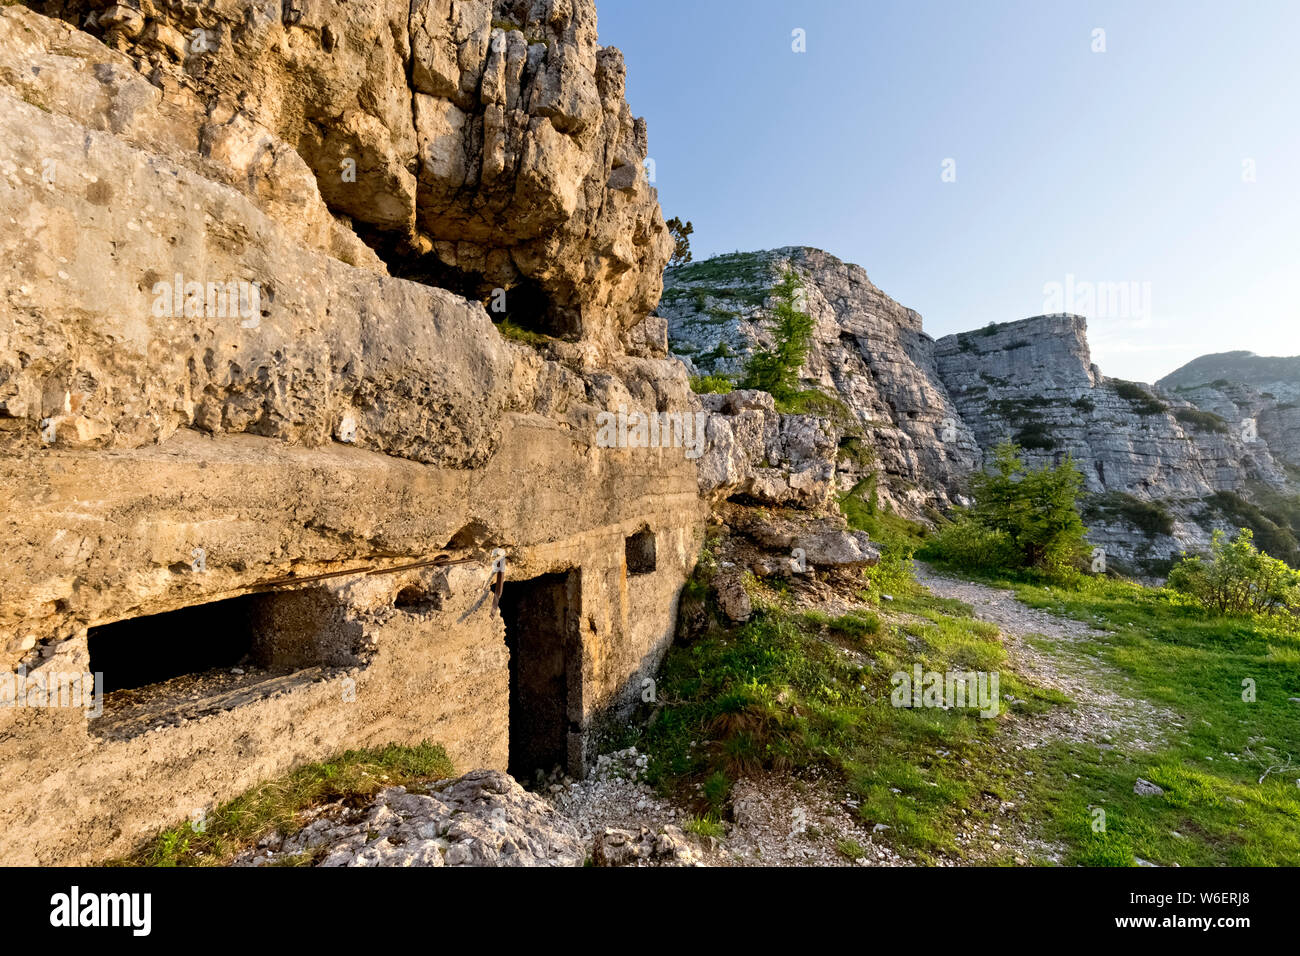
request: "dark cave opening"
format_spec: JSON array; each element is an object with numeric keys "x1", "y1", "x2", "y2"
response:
[
  {"x1": 354, "y1": 228, "x2": 580, "y2": 340},
  {"x1": 625, "y1": 527, "x2": 657, "y2": 575}
]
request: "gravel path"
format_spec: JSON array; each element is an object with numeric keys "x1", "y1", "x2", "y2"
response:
[
  {"x1": 912, "y1": 562, "x2": 1177, "y2": 753},
  {"x1": 907, "y1": 563, "x2": 1185, "y2": 863}
]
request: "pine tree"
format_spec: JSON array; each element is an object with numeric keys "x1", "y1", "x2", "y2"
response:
[
  {"x1": 665, "y1": 217, "x2": 693, "y2": 267},
  {"x1": 740, "y1": 269, "x2": 813, "y2": 402}
]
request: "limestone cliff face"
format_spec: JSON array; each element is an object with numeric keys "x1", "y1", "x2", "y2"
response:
[
  {"x1": 934, "y1": 315, "x2": 1300, "y2": 571},
  {"x1": 934, "y1": 315, "x2": 1288, "y2": 499},
  {"x1": 33, "y1": 0, "x2": 672, "y2": 348},
  {"x1": 663, "y1": 247, "x2": 979, "y2": 515}
]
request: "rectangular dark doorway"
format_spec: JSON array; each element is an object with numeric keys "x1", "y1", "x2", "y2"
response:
[{"x1": 499, "y1": 571, "x2": 577, "y2": 779}]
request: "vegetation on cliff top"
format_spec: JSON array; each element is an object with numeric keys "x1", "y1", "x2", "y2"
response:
[
  {"x1": 675, "y1": 263, "x2": 852, "y2": 419},
  {"x1": 1110, "y1": 379, "x2": 1169, "y2": 416}
]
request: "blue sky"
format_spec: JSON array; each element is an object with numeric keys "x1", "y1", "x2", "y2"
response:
[{"x1": 598, "y1": 0, "x2": 1300, "y2": 382}]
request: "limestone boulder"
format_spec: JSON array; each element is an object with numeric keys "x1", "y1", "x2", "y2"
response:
[
  {"x1": 592, "y1": 823, "x2": 699, "y2": 867},
  {"x1": 239, "y1": 771, "x2": 586, "y2": 867},
  {"x1": 695, "y1": 389, "x2": 839, "y2": 509}
]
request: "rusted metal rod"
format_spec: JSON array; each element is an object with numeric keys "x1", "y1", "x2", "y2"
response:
[
  {"x1": 260, "y1": 567, "x2": 373, "y2": 588},
  {"x1": 259, "y1": 554, "x2": 481, "y2": 589},
  {"x1": 366, "y1": 556, "x2": 479, "y2": 577}
]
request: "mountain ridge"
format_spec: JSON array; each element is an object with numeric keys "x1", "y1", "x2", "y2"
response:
[{"x1": 663, "y1": 246, "x2": 1300, "y2": 574}]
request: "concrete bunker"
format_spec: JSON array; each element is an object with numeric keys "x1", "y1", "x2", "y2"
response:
[{"x1": 498, "y1": 570, "x2": 582, "y2": 779}]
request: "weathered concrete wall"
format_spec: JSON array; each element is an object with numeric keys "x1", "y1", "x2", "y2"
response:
[
  {"x1": 0, "y1": 417, "x2": 703, "y2": 864},
  {"x1": 0, "y1": 559, "x2": 512, "y2": 866}
]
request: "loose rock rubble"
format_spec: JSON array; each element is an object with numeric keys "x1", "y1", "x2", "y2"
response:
[
  {"x1": 592, "y1": 825, "x2": 699, "y2": 866},
  {"x1": 236, "y1": 769, "x2": 585, "y2": 867},
  {"x1": 538, "y1": 747, "x2": 701, "y2": 866},
  {"x1": 541, "y1": 748, "x2": 908, "y2": 867}
]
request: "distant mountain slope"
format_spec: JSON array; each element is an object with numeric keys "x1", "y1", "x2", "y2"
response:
[
  {"x1": 1155, "y1": 351, "x2": 1300, "y2": 505},
  {"x1": 1158, "y1": 352, "x2": 1300, "y2": 396}
]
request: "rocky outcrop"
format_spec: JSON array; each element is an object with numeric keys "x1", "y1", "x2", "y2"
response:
[
  {"x1": 0, "y1": 37, "x2": 514, "y2": 465},
  {"x1": 239, "y1": 770, "x2": 586, "y2": 866},
  {"x1": 694, "y1": 390, "x2": 839, "y2": 510},
  {"x1": 34, "y1": 0, "x2": 673, "y2": 348},
  {"x1": 0, "y1": 6, "x2": 379, "y2": 269},
  {"x1": 663, "y1": 247, "x2": 979, "y2": 515}
]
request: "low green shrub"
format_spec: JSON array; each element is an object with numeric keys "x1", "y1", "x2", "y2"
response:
[{"x1": 1167, "y1": 528, "x2": 1300, "y2": 616}]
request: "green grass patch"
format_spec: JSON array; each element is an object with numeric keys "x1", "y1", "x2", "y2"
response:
[
  {"x1": 836, "y1": 837, "x2": 869, "y2": 859},
  {"x1": 690, "y1": 374, "x2": 735, "y2": 395},
  {"x1": 111, "y1": 741, "x2": 455, "y2": 867},
  {"x1": 839, "y1": 478, "x2": 930, "y2": 597},
  {"x1": 1001, "y1": 574, "x2": 1300, "y2": 864},
  {"x1": 494, "y1": 317, "x2": 551, "y2": 347},
  {"x1": 640, "y1": 594, "x2": 1062, "y2": 861},
  {"x1": 773, "y1": 388, "x2": 854, "y2": 422},
  {"x1": 666, "y1": 251, "x2": 770, "y2": 287},
  {"x1": 684, "y1": 814, "x2": 726, "y2": 839}
]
